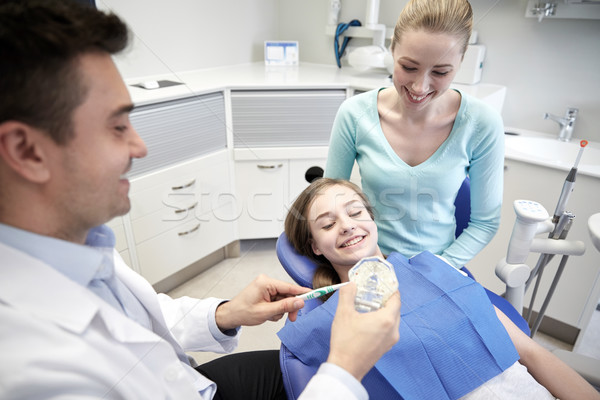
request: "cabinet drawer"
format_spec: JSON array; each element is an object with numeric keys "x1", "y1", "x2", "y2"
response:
[
  {"x1": 131, "y1": 196, "x2": 234, "y2": 244},
  {"x1": 129, "y1": 151, "x2": 231, "y2": 221},
  {"x1": 235, "y1": 159, "x2": 289, "y2": 239},
  {"x1": 136, "y1": 204, "x2": 237, "y2": 285}
]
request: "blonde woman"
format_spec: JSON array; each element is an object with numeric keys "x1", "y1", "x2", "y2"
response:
[{"x1": 325, "y1": 0, "x2": 503, "y2": 269}]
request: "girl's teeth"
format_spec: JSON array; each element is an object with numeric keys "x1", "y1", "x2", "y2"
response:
[{"x1": 342, "y1": 236, "x2": 363, "y2": 247}]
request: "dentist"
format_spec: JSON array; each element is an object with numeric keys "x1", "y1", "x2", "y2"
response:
[{"x1": 0, "y1": 1, "x2": 399, "y2": 399}]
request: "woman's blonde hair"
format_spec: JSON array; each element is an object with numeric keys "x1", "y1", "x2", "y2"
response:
[
  {"x1": 391, "y1": 0, "x2": 473, "y2": 56},
  {"x1": 284, "y1": 178, "x2": 375, "y2": 290}
]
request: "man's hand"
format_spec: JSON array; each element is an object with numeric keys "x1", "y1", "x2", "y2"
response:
[
  {"x1": 215, "y1": 274, "x2": 311, "y2": 331},
  {"x1": 327, "y1": 282, "x2": 401, "y2": 381}
]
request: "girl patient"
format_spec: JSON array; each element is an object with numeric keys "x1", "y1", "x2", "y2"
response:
[{"x1": 279, "y1": 178, "x2": 599, "y2": 400}]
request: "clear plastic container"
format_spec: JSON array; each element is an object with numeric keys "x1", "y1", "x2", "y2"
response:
[{"x1": 348, "y1": 256, "x2": 398, "y2": 313}]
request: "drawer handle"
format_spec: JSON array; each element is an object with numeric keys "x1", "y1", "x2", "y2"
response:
[
  {"x1": 257, "y1": 164, "x2": 283, "y2": 169},
  {"x1": 174, "y1": 202, "x2": 198, "y2": 214},
  {"x1": 178, "y1": 223, "x2": 200, "y2": 236},
  {"x1": 172, "y1": 179, "x2": 196, "y2": 190}
]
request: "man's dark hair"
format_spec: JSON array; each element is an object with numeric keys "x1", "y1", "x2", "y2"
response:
[{"x1": 0, "y1": 0, "x2": 129, "y2": 144}]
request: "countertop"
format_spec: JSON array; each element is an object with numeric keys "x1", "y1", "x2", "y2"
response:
[
  {"x1": 125, "y1": 62, "x2": 506, "y2": 109},
  {"x1": 504, "y1": 127, "x2": 600, "y2": 179}
]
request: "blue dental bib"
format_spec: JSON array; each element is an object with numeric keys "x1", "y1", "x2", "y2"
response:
[{"x1": 277, "y1": 251, "x2": 520, "y2": 399}]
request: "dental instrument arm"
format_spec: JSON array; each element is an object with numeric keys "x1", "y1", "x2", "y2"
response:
[
  {"x1": 524, "y1": 140, "x2": 588, "y2": 334},
  {"x1": 496, "y1": 200, "x2": 549, "y2": 312},
  {"x1": 497, "y1": 199, "x2": 585, "y2": 315}
]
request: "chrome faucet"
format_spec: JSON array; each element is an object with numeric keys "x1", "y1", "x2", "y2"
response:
[
  {"x1": 531, "y1": 2, "x2": 557, "y2": 22},
  {"x1": 544, "y1": 107, "x2": 578, "y2": 142}
]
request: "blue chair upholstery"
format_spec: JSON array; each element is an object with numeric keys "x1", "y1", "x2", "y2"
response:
[
  {"x1": 276, "y1": 233, "x2": 314, "y2": 290},
  {"x1": 277, "y1": 176, "x2": 530, "y2": 399},
  {"x1": 454, "y1": 176, "x2": 471, "y2": 238}
]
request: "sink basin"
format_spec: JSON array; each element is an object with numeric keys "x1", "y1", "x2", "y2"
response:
[{"x1": 504, "y1": 129, "x2": 600, "y2": 178}]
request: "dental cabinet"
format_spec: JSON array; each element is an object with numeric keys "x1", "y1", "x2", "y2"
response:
[
  {"x1": 231, "y1": 89, "x2": 346, "y2": 238},
  {"x1": 114, "y1": 92, "x2": 237, "y2": 286}
]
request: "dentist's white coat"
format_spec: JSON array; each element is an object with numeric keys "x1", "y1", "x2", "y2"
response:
[{"x1": 0, "y1": 242, "x2": 361, "y2": 400}]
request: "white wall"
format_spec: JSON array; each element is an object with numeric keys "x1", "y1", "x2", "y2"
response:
[
  {"x1": 279, "y1": 0, "x2": 600, "y2": 141},
  {"x1": 98, "y1": 0, "x2": 599, "y2": 141},
  {"x1": 98, "y1": 0, "x2": 278, "y2": 78}
]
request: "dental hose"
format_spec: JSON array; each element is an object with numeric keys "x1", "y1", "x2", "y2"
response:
[
  {"x1": 334, "y1": 20, "x2": 362, "y2": 68},
  {"x1": 524, "y1": 140, "x2": 588, "y2": 336}
]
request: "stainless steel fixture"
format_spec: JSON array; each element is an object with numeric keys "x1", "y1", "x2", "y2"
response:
[
  {"x1": 530, "y1": 2, "x2": 557, "y2": 22},
  {"x1": 544, "y1": 107, "x2": 579, "y2": 142}
]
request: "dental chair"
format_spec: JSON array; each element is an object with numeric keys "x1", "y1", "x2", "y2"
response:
[{"x1": 276, "y1": 177, "x2": 531, "y2": 400}]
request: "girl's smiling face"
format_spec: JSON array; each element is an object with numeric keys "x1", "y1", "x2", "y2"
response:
[{"x1": 308, "y1": 184, "x2": 383, "y2": 281}]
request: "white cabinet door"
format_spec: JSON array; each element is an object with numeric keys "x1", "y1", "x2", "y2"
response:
[{"x1": 235, "y1": 160, "x2": 289, "y2": 239}]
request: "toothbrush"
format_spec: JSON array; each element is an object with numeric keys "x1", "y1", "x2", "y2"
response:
[{"x1": 296, "y1": 282, "x2": 349, "y2": 300}]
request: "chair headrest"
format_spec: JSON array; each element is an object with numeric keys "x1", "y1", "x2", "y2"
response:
[{"x1": 276, "y1": 232, "x2": 318, "y2": 289}]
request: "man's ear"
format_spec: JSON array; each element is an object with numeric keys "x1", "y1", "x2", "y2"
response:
[
  {"x1": 310, "y1": 239, "x2": 323, "y2": 256},
  {"x1": 0, "y1": 121, "x2": 51, "y2": 183}
]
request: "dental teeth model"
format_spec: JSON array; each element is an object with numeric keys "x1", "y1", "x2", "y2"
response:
[{"x1": 348, "y1": 256, "x2": 398, "y2": 313}]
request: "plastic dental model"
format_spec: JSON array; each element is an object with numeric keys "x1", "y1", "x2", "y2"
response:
[{"x1": 348, "y1": 256, "x2": 398, "y2": 313}]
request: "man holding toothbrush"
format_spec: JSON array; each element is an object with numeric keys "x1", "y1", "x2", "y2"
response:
[{"x1": 0, "y1": 1, "x2": 399, "y2": 399}]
